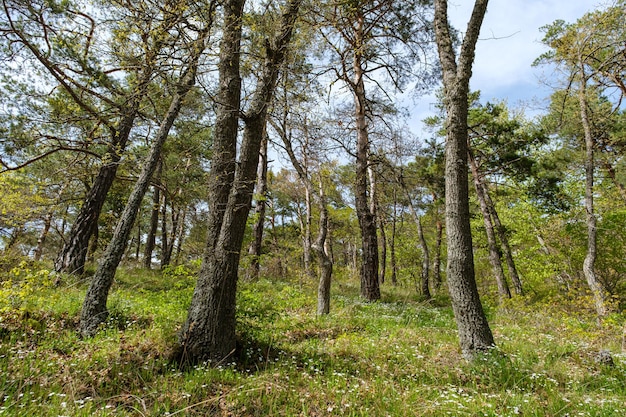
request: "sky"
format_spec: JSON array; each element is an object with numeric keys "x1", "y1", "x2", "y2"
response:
[{"x1": 406, "y1": 0, "x2": 600, "y2": 133}]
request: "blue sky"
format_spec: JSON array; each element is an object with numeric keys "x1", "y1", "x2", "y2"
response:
[{"x1": 407, "y1": 0, "x2": 599, "y2": 133}]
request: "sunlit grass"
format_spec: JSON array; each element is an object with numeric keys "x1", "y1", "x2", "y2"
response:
[{"x1": 1, "y1": 262, "x2": 625, "y2": 416}]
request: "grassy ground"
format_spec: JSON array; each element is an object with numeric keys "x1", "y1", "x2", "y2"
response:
[{"x1": 1, "y1": 262, "x2": 625, "y2": 416}]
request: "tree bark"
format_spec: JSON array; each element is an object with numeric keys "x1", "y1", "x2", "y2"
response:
[
  {"x1": 53, "y1": 8, "x2": 184, "y2": 276},
  {"x1": 433, "y1": 216, "x2": 443, "y2": 291},
  {"x1": 78, "y1": 24, "x2": 211, "y2": 337},
  {"x1": 33, "y1": 211, "x2": 53, "y2": 261},
  {"x1": 247, "y1": 134, "x2": 269, "y2": 281},
  {"x1": 315, "y1": 179, "x2": 333, "y2": 315},
  {"x1": 143, "y1": 164, "x2": 162, "y2": 269},
  {"x1": 481, "y1": 182, "x2": 523, "y2": 295},
  {"x1": 578, "y1": 57, "x2": 609, "y2": 317},
  {"x1": 178, "y1": 0, "x2": 302, "y2": 365},
  {"x1": 353, "y1": 13, "x2": 380, "y2": 301},
  {"x1": 390, "y1": 191, "x2": 398, "y2": 286},
  {"x1": 468, "y1": 148, "x2": 511, "y2": 300},
  {"x1": 434, "y1": 0, "x2": 495, "y2": 359}
]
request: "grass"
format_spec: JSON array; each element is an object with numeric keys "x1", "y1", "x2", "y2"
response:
[{"x1": 1, "y1": 263, "x2": 625, "y2": 416}]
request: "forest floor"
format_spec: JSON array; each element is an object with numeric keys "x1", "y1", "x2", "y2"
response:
[{"x1": 1, "y1": 261, "x2": 625, "y2": 416}]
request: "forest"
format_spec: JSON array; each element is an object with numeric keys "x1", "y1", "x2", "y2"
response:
[{"x1": 1, "y1": 0, "x2": 626, "y2": 415}]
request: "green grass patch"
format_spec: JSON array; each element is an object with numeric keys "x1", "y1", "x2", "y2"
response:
[{"x1": 1, "y1": 265, "x2": 625, "y2": 416}]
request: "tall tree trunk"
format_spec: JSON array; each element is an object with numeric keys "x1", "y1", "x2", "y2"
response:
[
  {"x1": 78, "y1": 25, "x2": 211, "y2": 337},
  {"x1": 481, "y1": 182, "x2": 523, "y2": 295},
  {"x1": 353, "y1": 13, "x2": 380, "y2": 301},
  {"x1": 578, "y1": 59, "x2": 609, "y2": 317},
  {"x1": 468, "y1": 148, "x2": 511, "y2": 300},
  {"x1": 247, "y1": 134, "x2": 269, "y2": 280},
  {"x1": 434, "y1": 0, "x2": 495, "y2": 359},
  {"x1": 178, "y1": 0, "x2": 302, "y2": 365},
  {"x1": 174, "y1": 208, "x2": 188, "y2": 264},
  {"x1": 143, "y1": 164, "x2": 162, "y2": 269}
]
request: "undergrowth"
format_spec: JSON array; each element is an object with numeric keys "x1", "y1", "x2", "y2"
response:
[{"x1": 1, "y1": 262, "x2": 625, "y2": 416}]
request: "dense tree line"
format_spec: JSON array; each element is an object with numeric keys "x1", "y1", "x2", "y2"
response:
[{"x1": 1, "y1": 0, "x2": 626, "y2": 364}]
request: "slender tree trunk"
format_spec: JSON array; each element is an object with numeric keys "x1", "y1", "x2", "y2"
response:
[
  {"x1": 353, "y1": 14, "x2": 380, "y2": 301},
  {"x1": 160, "y1": 194, "x2": 170, "y2": 267},
  {"x1": 315, "y1": 179, "x2": 333, "y2": 315},
  {"x1": 144, "y1": 166, "x2": 161, "y2": 269},
  {"x1": 174, "y1": 208, "x2": 188, "y2": 264},
  {"x1": 433, "y1": 215, "x2": 443, "y2": 291},
  {"x1": 33, "y1": 212, "x2": 53, "y2": 261},
  {"x1": 178, "y1": 0, "x2": 302, "y2": 365},
  {"x1": 468, "y1": 148, "x2": 511, "y2": 300},
  {"x1": 303, "y1": 182, "x2": 313, "y2": 276},
  {"x1": 78, "y1": 25, "x2": 211, "y2": 337},
  {"x1": 481, "y1": 182, "x2": 523, "y2": 295},
  {"x1": 401, "y1": 181, "x2": 431, "y2": 298},
  {"x1": 578, "y1": 60, "x2": 609, "y2": 317},
  {"x1": 434, "y1": 0, "x2": 495, "y2": 359},
  {"x1": 390, "y1": 194, "x2": 398, "y2": 286},
  {"x1": 247, "y1": 134, "x2": 269, "y2": 280},
  {"x1": 378, "y1": 214, "x2": 387, "y2": 284}
]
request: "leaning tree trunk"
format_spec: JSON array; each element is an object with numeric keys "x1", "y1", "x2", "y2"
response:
[
  {"x1": 401, "y1": 180, "x2": 431, "y2": 299},
  {"x1": 468, "y1": 148, "x2": 511, "y2": 301},
  {"x1": 578, "y1": 59, "x2": 609, "y2": 317},
  {"x1": 177, "y1": 0, "x2": 302, "y2": 365},
  {"x1": 434, "y1": 0, "x2": 495, "y2": 359},
  {"x1": 78, "y1": 26, "x2": 211, "y2": 338},
  {"x1": 54, "y1": 8, "x2": 184, "y2": 275}
]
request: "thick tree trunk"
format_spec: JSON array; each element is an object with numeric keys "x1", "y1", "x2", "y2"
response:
[
  {"x1": 353, "y1": 14, "x2": 380, "y2": 301},
  {"x1": 434, "y1": 0, "x2": 494, "y2": 359},
  {"x1": 178, "y1": 0, "x2": 302, "y2": 365},
  {"x1": 468, "y1": 148, "x2": 511, "y2": 300},
  {"x1": 247, "y1": 134, "x2": 269, "y2": 280},
  {"x1": 78, "y1": 27, "x2": 210, "y2": 337},
  {"x1": 578, "y1": 60, "x2": 609, "y2": 317}
]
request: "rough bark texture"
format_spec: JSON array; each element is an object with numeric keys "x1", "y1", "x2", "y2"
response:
[
  {"x1": 353, "y1": 13, "x2": 380, "y2": 301},
  {"x1": 468, "y1": 148, "x2": 511, "y2": 300},
  {"x1": 178, "y1": 0, "x2": 302, "y2": 365},
  {"x1": 78, "y1": 25, "x2": 210, "y2": 338},
  {"x1": 33, "y1": 212, "x2": 52, "y2": 261},
  {"x1": 578, "y1": 59, "x2": 609, "y2": 317},
  {"x1": 315, "y1": 181, "x2": 333, "y2": 315},
  {"x1": 434, "y1": 0, "x2": 495, "y2": 359}
]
